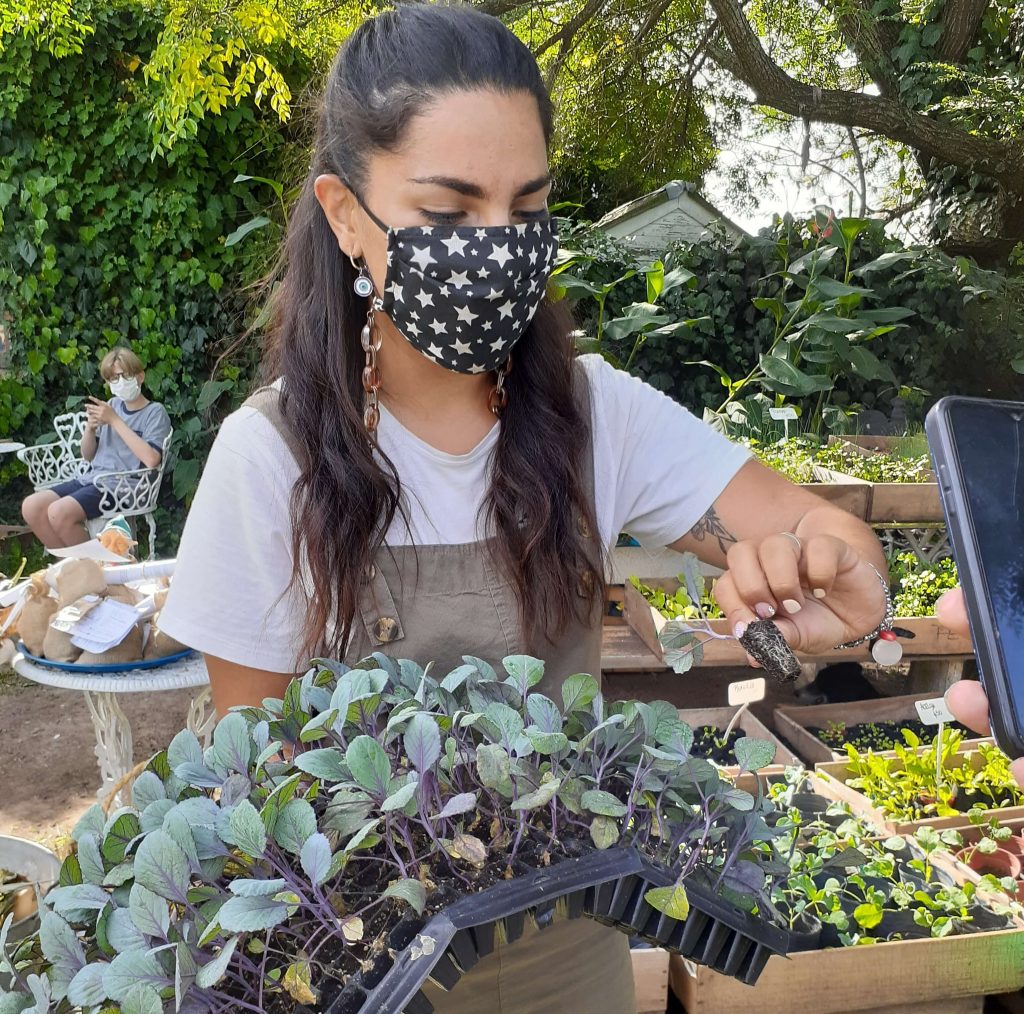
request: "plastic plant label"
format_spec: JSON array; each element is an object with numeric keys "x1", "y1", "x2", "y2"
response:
[
  {"x1": 768, "y1": 407, "x2": 798, "y2": 421},
  {"x1": 915, "y1": 697, "x2": 955, "y2": 726},
  {"x1": 728, "y1": 677, "x2": 766, "y2": 706}
]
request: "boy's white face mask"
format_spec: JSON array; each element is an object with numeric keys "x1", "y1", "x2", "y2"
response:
[{"x1": 110, "y1": 375, "x2": 141, "y2": 401}]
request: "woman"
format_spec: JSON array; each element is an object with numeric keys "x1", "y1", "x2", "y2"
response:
[{"x1": 161, "y1": 4, "x2": 889, "y2": 1010}]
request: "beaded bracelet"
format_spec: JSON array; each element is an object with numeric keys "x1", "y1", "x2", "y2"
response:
[{"x1": 834, "y1": 562, "x2": 894, "y2": 650}]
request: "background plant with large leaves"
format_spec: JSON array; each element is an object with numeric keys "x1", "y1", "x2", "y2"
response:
[{"x1": 0, "y1": 4, "x2": 304, "y2": 548}]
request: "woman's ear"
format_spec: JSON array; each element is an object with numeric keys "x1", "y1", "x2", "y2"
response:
[{"x1": 314, "y1": 174, "x2": 363, "y2": 260}]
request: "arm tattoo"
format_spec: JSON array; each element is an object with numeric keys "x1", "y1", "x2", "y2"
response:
[{"x1": 688, "y1": 506, "x2": 737, "y2": 555}]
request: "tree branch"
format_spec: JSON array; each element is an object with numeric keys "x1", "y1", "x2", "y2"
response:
[
  {"x1": 936, "y1": 0, "x2": 991, "y2": 63},
  {"x1": 831, "y1": 3, "x2": 902, "y2": 97},
  {"x1": 707, "y1": 0, "x2": 1024, "y2": 193}
]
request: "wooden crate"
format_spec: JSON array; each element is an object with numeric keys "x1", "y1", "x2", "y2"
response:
[
  {"x1": 623, "y1": 579, "x2": 973, "y2": 670},
  {"x1": 812, "y1": 747, "x2": 1024, "y2": 835},
  {"x1": 799, "y1": 479, "x2": 871, "y2": 520},
  {"x1": 816, "y1": 447, "x2": 943, "y2": 524},
  {"x1": 631, "y1": 946, "x2": 669, "y2": 1014},
  {"x1": 670, "y1": 934, "x2": 1018, "y2": 1013},
  {"x1": 773, "y1": 693, "x2": 989, "y2": 766},
  {"x1": 677, "y1": 706, "x2": 800, "y2": 776}
]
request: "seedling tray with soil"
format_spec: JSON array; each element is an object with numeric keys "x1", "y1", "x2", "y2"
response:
[
  {"x1": 678, "y1": 707, "x2": 800, "y2": 776},
  {"x1": 320, "y1": 846, "x2": 795, "y2": 1013},
  {"x1": 774, "y1": 693, "x2": 989, "y2": 766}
]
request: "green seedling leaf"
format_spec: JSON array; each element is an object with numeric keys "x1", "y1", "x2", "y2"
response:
[
  {"x1": 133, "y1": 829, "x2": 191, "y2": 904},
  {"x1": 195, "y1": 936, "x2": 239, "y2": 988},
  {"x1": 475, "y1": 743, "x2": 511, "y2": 791},
  {"x1": 382, "y1": 878, "x2": 427, "y2": 914},
  {"x1": 645, "y1": 885, "x2": 690, "y2": 920},
  {"x1": 346, "y1": 735, "x2": 393, "y2": 797},
  {"x1": 581, "y1": 789, "x2": 628, "y2": 817},
  {"x1": 228, "y1": 799, "x2": 267, "y2": 858},
  {"x1": 511, "y1": 778, "x2": 561, "y2": 810},
  {"x1": 733, "y1": 737, "x2": 776, "y2": 772},
  {"x1": 561, "y1": 673, "x2": 598, "y2": 713},
  {"x1": 590, "y1": 815, "x2": 620, "y2": 849},
  {"x1": 404, "y1": 713, "x2": 441, "y2": 773},
  {"x1": 300, "y1": 832, "x2": 332, "y2": 887},
  {"x1": 218, "y1": 895, "x2": 291, "y2": 932},
  {"x1": 294, "y1": 747, "x2": 347, "y2": 782},
  {"x1": 435, "y1": 792, "x2": 477, "y2": 819},
  {"x1": 274, "y1": 798, "x2": 317, "y2": 855}
]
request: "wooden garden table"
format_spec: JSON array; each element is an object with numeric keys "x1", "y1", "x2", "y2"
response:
[{"x1": 12, "y1": 650, "x2": 214, "y2": 805}]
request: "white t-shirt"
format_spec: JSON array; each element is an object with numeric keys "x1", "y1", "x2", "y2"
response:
[{"x1": 160, "y1": 354, "x2": 750, "y2": 671}]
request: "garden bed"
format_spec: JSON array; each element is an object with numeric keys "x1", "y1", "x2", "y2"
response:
[
  {"x1": 774, "y1": 693, "x2": 985, "y2": 765},
  {"x1": 816, "y1": 439, "x2": 942, "y2": 524},
  {"x1": 677, "y1": 706, "x2": 800, "y2": 776},
  {"x1": 812, "y1": 742, "x2": 1024, "y2": 835}
]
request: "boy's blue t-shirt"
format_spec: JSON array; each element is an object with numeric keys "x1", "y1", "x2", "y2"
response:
[{"x1": 84, "y1": 398, "x2": 172, "y2": 481}]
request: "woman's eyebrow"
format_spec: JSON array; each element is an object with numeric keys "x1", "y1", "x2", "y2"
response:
[{"x1": 408, "y1": 174, "x2": 552, "y2": 199}]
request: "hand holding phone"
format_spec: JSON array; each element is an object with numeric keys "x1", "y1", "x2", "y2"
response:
[{"x1": 927, "y1": 396, "x2": 1024, "y2": 760}]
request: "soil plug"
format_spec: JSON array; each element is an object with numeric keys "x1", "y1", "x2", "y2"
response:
[{"x1": 738, "y1": 619, "x2": 801, "y2": 682}]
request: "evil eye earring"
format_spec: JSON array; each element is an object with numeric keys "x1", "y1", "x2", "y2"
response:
[{"x1": 350, "y1": 255, "x2": 375, "y2": 298}]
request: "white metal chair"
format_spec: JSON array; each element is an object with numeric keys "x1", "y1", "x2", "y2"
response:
[
  {"x1": 18, "y1": 413, "x2": 173, "y2": 559},
  {"x1": 16, "y1": 411, "x2": 89, "y2": 488}
]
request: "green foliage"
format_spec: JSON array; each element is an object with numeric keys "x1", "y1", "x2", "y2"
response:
[
  {"x1": 0, "y1": 4, "x2": 300, "y2": 545},
  {"x1": 560, "y1": 213, "x2": 1024, "y2": 429},
  {"x1": 814, "y1": 445, "x2": 932, "y2": 483},
  {"x1": 843, "y1": 731, "x2": 1024, "y2": 822},
  {"x1": 888, "y1": 552, "x2": 959, "y2": 618},
  {"x1": 0, "y1": 652, "x2": 785, "y2": 1006},
  {"x1": 767, "y1": 776, "x2": 1018, "y2": 943},
  {"x1": 628, "y1": 575, "x2": 724, "y2": 621}
]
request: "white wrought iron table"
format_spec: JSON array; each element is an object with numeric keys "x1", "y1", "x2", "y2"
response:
[{"x1": 12, "y1": 650, "x2": 214, "y2": 803}]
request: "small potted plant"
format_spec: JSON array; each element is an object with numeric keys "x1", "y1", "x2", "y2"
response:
[{"x1": 1, "y1": 654, "x2": 799, "y2": 1012}]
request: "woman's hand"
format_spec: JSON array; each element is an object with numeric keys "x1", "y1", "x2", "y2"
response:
[
  {"x1": 86, "y1": 397, "x2": 116, "y2": 427},
  {"x1": 939, "y1": 587, "x2": 1024, "y2": 785},
  {"x1": 713, "y1": 532, "x2": 887, "y2": 657}
]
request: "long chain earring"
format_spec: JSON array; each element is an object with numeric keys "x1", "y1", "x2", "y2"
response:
[
  {"x1": 351, "y1": 255, "x2": 383, "y2": 434},
  {"x1": 361, "y1": 304, "x2": 383, "y2": 434},
  {"x1": 489, "y1": 355, "x2": 512, "y2": 416}
]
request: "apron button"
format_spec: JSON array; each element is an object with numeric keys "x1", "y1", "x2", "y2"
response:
[{"x1": 373, "y1": 616, "x2": 399, "y2": 643}]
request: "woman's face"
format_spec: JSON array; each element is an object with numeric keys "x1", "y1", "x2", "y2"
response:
[{"x1": 317, "y1": 88, "x2": 551, "y2": 294}]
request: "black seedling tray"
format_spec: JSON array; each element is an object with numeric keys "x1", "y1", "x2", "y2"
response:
[{"x1": 324, "y1": 846, "x2": 794, "y2": 1013}]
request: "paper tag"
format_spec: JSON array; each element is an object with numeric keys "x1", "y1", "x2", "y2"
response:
[
  {"x1": 768, "y1": 406, "x2": 798, "y2": 421},
  {"x1": 69, "y1": 598, "x2": 141, "y2": 653},
  {"x1": 915, "y1": 697, "x2": 955, "y2": 726},
  {"x1": 728, "y1": 677, "x2": 766, "y2": 706}
]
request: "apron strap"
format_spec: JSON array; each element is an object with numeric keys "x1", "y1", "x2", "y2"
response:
[
  {"x1": 243, "y1": 384, "x2": 405, "y2": 649},
  {"x1": 243, "y1": 386, "x2": 307, "y2": 468}
]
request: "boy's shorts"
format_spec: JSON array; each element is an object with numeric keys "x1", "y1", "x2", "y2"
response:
[{"x1": 51, "y1": 478, "x2": 104, "y2": 520}]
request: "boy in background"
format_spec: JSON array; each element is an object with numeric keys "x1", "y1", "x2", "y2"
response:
[{"x1": 22, "y1": 347, "x2": 171, "y2": 548}]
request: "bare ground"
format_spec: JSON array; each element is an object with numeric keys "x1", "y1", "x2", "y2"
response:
[{"x1": 0, "y1": 667, "x2": 197, "y2": 846}]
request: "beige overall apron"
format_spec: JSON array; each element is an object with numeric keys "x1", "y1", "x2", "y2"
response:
[{"x1": 247, "y1": 374, "x2": 636, "y2": 1014}]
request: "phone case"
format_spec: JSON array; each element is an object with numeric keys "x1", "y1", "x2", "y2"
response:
[{"x1": 926, "y1": 395, "x2": 1024, "y2": 758}]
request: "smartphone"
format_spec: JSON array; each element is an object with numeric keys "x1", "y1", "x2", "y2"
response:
[{"x1": 926, "y1": 396, "x2": 1024, "y2": 757}]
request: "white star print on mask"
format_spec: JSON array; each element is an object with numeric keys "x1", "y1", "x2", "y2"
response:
[{"x1": 372, "y1": 216, "x2": 559, "y2": 374}]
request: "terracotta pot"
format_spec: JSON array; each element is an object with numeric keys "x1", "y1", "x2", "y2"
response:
[
  {"x1": 999, "y1": 835, "x2": 1024, "y2": 859},
  {"x1": 956, "y1": 846, "x2": 1022, "y2": 880}
]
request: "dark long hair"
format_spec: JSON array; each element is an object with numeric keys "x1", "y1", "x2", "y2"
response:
[{"x1": 261, "y1": 2, "x2": 602, "y2": 664}]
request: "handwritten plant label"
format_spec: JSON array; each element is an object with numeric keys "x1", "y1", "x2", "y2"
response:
[
  {"x1": 768, "y1": 406, "x2": 798, "y2": 421},
  {"x1": 728, "y1": 677, "x2": 766, "y2": 706},
  {"x1": 915, "y1": 696, "x2": 955, "y2": 726}
]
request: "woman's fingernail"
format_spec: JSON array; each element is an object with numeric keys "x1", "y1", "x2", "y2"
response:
[
  {"x1": 734, "y1": 621, "x2": 748, "y2": 639},
  {"x1": 813, "y1": 588, "x2": 827, "y2": 599},
  {"x1": 755, "y1": 602, "x2": 776, "y2": 619},
  {"x1": 783, "y1": 598, "x2": 802, "y2": 613}
]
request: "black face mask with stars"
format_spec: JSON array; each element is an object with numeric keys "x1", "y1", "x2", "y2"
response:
[{"x1": 354, "y1": 193, "x2": 560, "y2": 374}]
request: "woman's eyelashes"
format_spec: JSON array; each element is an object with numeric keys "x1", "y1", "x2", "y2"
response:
[{"x1": 419, "y1": 208, "x2": 549, "y2": 226}]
